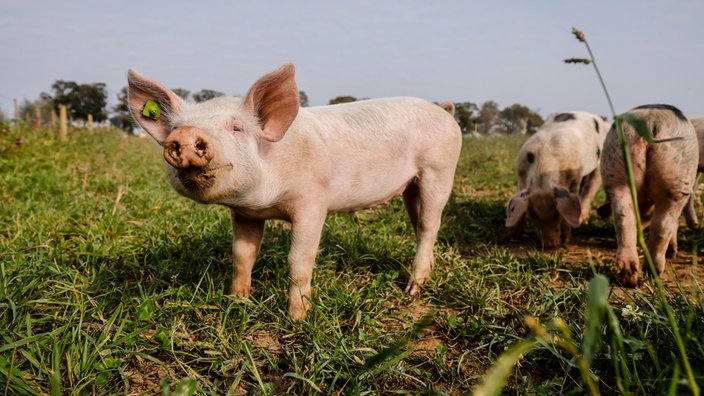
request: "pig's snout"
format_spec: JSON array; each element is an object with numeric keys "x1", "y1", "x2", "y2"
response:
[{"x1": 164, "y1": 127, "x2": 213, "y2": 169}]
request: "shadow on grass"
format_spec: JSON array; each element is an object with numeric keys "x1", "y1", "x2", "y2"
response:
[
  {"x1": 89, "y1": 226, "x2": 236, "y2": 298},
  {"x1": 440, "y1": 195, "x2": 513, "y2": 246}
]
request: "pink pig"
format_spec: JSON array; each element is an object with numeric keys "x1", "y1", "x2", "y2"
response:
[
  {"x1": 127, "y1": 64, "x2": 462, "y2": 320},
  {"x1": 600, "y1": 104, "x2": 698, "y2": 286}
]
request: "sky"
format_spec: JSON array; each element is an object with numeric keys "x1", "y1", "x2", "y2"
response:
[{"x1": 1, "y1": 0, "x2": 703, "y2": 121}]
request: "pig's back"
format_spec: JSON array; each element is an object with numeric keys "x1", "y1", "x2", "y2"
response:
[
  {"x1": 297, "y1": 97, "x2": 461, "y2": 212},
  {"x1": 517, "y1": 111, "x2": 606, "y2": 189}
]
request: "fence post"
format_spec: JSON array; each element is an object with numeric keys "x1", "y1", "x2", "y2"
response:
[
  {"x1": 13, "y1": 98, "x2": 19, "y2": 120},
  {"x1": 34, "y1": 107, "x2": 42, "y2": 130},
  {"x1": 59, "y1": 105, "x2": 67, "y2": 141},
  {"x1": 87, "y1": 114, "x2": 93, "y2": 134}
]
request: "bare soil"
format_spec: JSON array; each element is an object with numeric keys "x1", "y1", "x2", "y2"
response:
[{"x1": 508, "y1": 223, "x2": 703, "y2": 301}]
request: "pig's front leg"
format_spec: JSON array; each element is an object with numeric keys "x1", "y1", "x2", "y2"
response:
[
  {"x1": 230, "y1": 211, "x2": 265, "y2": 297},
  {"x1": 287, "y1": 207, "x2": 327, "y2": 321},
  {"x1": 610, "y1": 188, "x2": 641, "y2": 287},
  {"x1": 578, "y1": 169, "x2": 602, "y2": 224}
]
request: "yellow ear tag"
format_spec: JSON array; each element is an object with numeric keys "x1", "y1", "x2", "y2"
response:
[{"x1": 142, "y1": 100, "x2": 161, "y2": 121}]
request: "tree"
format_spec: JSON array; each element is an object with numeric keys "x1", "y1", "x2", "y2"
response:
[
  {"x1": 193, "y1": 89, "x2": 224, "y2": 103},
  {"x1": 77, "y1": 83, "x2": 108, "y2": 122},
  {"x1": 171, "y1": 88, "x2": 190, "y2": 101},
  {"x1": 19, "y1": 98, "x2": 54, "y2": 128},
  {"x1": 329, "y1": 96, "x2": 357, "y2": 105},
  {"x1": 499, "y1": 104, "x2": 544, "y2": 135},
  {"x1": 453, "y1": 102, "x2": 479, "y2": 135},
  {"x1": 111, "y1": 86, "x2": 135, "y2": 133},
  {"x1": 475, "y1": 100, "x2": 503, "y2": 135},
  {"x1": 299, "y1": 91, "x2": 309, "y2": 107},
  {"x1": 42, "y1": 80, "x2": 108, "y2": 123}
]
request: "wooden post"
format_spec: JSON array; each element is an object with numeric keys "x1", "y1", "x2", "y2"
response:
[
  {"x1": 59, "y1": 105, "x2": 67, "y2": 141},
  {"x1": 34, "y1": 106, "x2": 42, "y2": 130},
  {"x1": 51, "y1": 110, "x2": 57, "y2": 131},
  {"x1": 87, "y1": 114, "x2": 93, "y2": 134}
]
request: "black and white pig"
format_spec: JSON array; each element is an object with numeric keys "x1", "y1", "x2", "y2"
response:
[
  {"x1": 127, "y1": 64, "x2": 462, "y2": 320},
  {"x1": 600, "y1": 104, "x2": 698, "y2": 286},
  {"x1": 506, "y1": 111, "x2": 610, "y2": 248}
]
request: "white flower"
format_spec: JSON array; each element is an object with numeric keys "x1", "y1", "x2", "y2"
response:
[{"x1": 621, "y1": 304, "x2": 642, "y2": 322}]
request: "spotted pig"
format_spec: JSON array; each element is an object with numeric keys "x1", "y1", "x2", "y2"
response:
[
  {"x1": 600, "y1": 104, "x2": 698, "y2": 286},
  {"x1": 506, "y1": 111, "x2": 610, "y2": 248},
  {"x1": 682, "y1": 115, "x2": 704, "y2": 229}
]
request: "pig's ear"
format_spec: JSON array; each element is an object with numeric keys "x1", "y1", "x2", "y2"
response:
[
  {"x1": 244, "y1": 63, "x2": 299, "y2": 142},
  {"x1": 554, "y1": 187, "x2": 581, "y2": 227},
  {"x1": 506, "y1": 189, "x2": 529, "y2": 228},
  {"x1": 127, "y1": 69, "x2": 184, "y2": 145}
]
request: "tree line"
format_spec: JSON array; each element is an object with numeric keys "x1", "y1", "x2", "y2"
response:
[{"x1": 7, "y1": 80, "x2": 545, "y2": 135}]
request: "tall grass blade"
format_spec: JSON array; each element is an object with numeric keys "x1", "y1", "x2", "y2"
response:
[
  {"x1": 583, "y1": 275, "x2": 609, "y2": 365},
  {"x1": 51, "y1": 341, "x2": 61, "y2": 396},
  {"x1": 243, "y1": 341, "x2": 269, "y2": 396},
  {"x1": 617, "y1": 113, "x2": 654, "y2": 144},
  {"x1": 472, "y1": 339, "x2": 539, "y2": 396}
]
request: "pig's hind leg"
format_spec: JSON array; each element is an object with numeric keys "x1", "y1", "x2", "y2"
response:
[
  {"x1": 646, "y1": 193, "x2": 689, "y2": 275},
  {"x1": 609, "y1": 186, "x2": 641, "y2": 287},
  {"x1": 402, "y1": 173, "x2": 453, "y2": 295},
  {"x1": 646, "y1": 206, "x2": 680, "y2": 275}
]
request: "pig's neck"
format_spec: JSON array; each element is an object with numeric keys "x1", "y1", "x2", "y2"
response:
[{"x1": 218, "y1": 147, "x2": 299, "y2": 221}]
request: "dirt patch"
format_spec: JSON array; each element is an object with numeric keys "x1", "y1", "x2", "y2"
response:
[
  {"x1": 245, "y1": 329, "x2": 284, "y2": 355},
  {"x1": 506, "y1": 225, "x2": 703, "y2": 303},
  {"x1": 125, "y1": 355, "x2": 177, "y2": 395}
]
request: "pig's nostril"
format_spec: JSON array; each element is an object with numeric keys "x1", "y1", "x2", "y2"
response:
[
  {"x1": 167, "y1": 142, "x2": 180, "y2": 158},
  {"x1": 195, "y1": 140, "x2": 208, "y2": 157}
]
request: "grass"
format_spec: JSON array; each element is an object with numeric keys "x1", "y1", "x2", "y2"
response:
[{"x1": 1, "y1": 122, "x2": 703, "y2": 395}]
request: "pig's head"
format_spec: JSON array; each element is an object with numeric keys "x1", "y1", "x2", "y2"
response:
[
  {"x1": 506, "y1": 187, "x2": 581, "y2": 248},
  {"x1": 127, "y1": 64, "x2": 300, "y2": 204}
]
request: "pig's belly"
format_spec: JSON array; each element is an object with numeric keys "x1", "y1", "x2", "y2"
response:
[{"x1": 325, "y1": 165, "x2": 416, "y2": 213}]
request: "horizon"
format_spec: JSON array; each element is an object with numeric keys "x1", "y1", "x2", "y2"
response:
[{"x1": 2, "y1": 1, "x2": 703, "y2": 120}]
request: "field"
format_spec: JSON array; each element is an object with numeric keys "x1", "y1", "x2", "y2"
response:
[{"x1": 1, "y1": 124, "x2": 703, "y2": 395}]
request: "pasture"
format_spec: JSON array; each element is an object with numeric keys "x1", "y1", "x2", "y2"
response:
[{"x1": 1, "y1": 124, "x2": 703, "y2": 395}]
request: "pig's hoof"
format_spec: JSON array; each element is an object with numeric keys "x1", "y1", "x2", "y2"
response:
[
  {"x1": 404, "y1": 279, "x2": 424, "y2": 296},
  {"x1": 616, "y1": 258, "x2": 640, "y2": 287},
  {"x1": 289, "y1": 311, "x2": 306, "y2": 321},
  {"x1": 229, "y1": 284, "x2": 251, "y2": 298},
  {"x1": 288, "y1": 300, "x2": 310, "y2": 322},
  {"x1": 617, "y1": 270, "x2": 639, "y2": 288}
]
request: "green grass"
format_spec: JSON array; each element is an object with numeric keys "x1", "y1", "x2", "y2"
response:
[{"x1": 1, "y1": 124, "x2": 703, "y2": 395}]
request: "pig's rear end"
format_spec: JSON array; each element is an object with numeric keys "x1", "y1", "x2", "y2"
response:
[{"x1": 600, "y1": 104, "x2": 698, "y2": 286}]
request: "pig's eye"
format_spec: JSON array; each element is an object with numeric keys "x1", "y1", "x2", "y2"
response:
[{"x1": 229, "y1": 119, "x2": 244, "y2": 134}]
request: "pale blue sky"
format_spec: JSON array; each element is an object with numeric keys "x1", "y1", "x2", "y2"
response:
[{"x1": 1, "y1": 0, "x2": 703, "y2": 120}]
